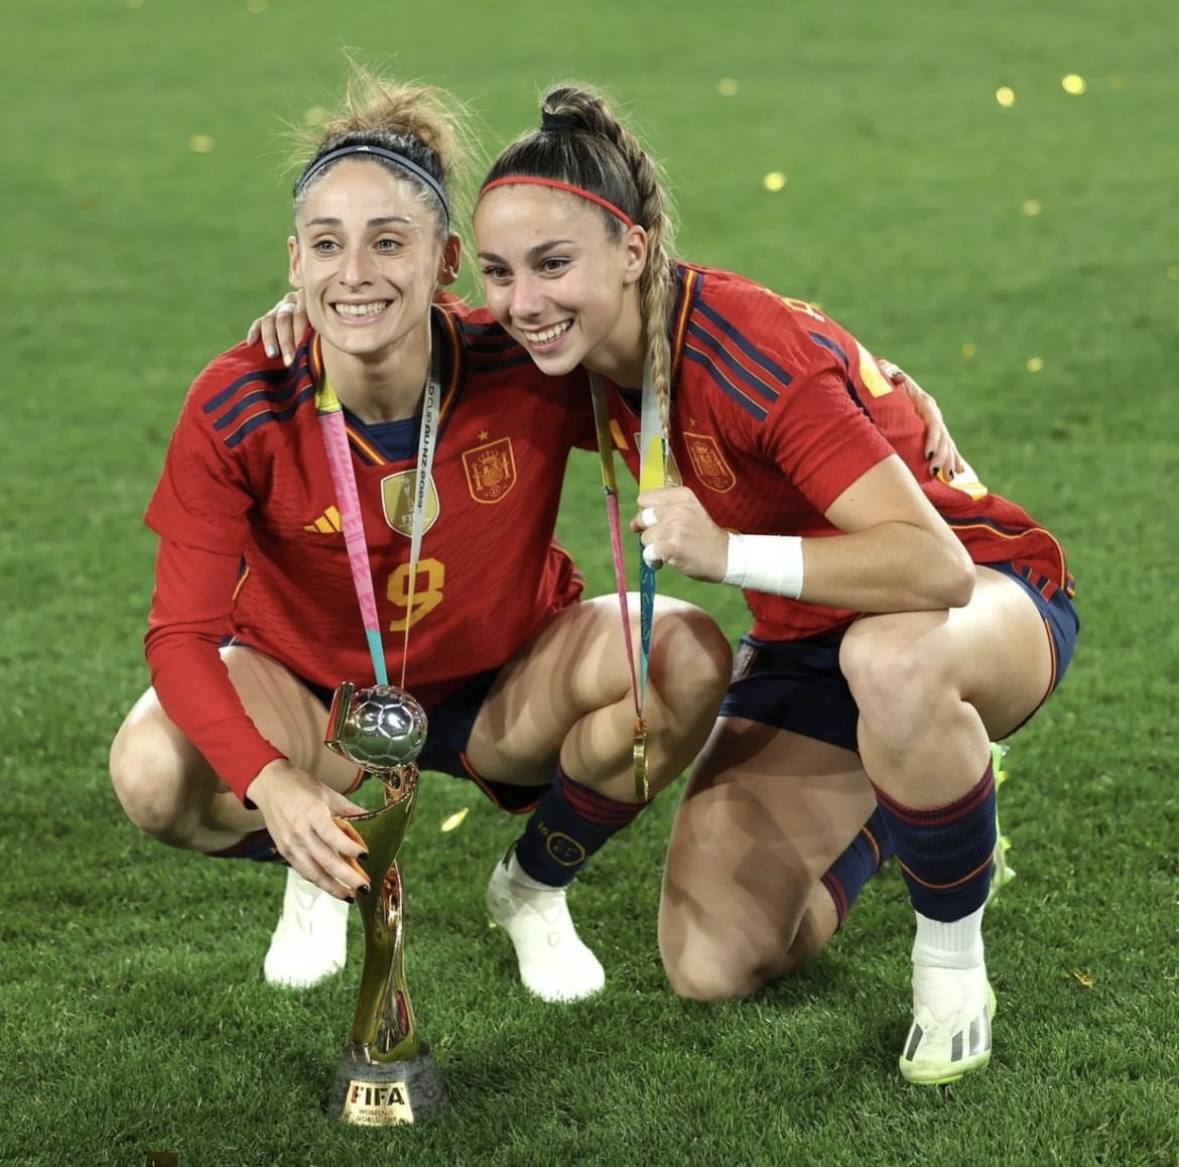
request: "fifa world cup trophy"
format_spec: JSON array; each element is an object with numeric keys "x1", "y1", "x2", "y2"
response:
[{"x1": 323, "y1": 682, "x2": 447, "y2": 1125}]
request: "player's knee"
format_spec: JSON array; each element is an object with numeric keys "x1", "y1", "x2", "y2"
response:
[
  {"x1": 663, "y1": 937, "x2": 792, "y2": 1002},
  {"x1": 660, "y1": 912, "x2": 796, "y2": 1002},
  {"x1": 839, "y1": 623, "x2": 939, "y2": 743},
  {"x1": 654, "y1": 601, "x2": 733, "y2": 705},
  {"x1": 109, "y1": 726, "x2": 193, "y2": 842}
]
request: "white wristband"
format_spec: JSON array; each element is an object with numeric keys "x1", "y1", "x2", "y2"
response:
[{"x1": 723, "y1": 533, "x2": 805, "y2": 599}]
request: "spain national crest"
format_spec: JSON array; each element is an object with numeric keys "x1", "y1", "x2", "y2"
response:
[
  {"x1": 462, "y1": 437, "x2": 517, "y2": 504},
  {"x1": 683, "y1": 432, "x2": 736, "y2": 493},
  {"x1": 381, "y1": 470, "x2": 440, "y2": 537}
]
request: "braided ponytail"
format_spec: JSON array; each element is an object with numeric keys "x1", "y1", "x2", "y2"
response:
[{"x1": 483, "y1": 84, "x2": 678, "y2": 430}]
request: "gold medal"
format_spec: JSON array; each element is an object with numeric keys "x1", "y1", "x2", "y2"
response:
[{"x1": 633, "y1": 716, "x2": 649, "y2": 801}]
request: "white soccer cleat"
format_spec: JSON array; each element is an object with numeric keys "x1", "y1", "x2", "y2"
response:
[
  {"x1": 899, "y1": 962, "x2": 998, "y2": 1085},
  {"x1": 485, "y1": 851, "x2": 605, "y2": 1003},
  {"x1": 263, "y1": 869, "x2": 350, "y2": 988}
]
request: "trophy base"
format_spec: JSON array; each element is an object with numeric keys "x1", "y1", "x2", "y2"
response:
[{"x1": 330, "y1": 1046, "x2": 447, "y2": 1125}]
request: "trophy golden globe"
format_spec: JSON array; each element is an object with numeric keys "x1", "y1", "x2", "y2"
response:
[{"x1": 323, "y1": 681, "x2": 447, "y2": 1125}]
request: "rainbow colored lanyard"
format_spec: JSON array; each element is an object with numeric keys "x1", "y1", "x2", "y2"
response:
[
  {"x1": 314, "y1": 336, "x2": 442, "y2": 689},
  {"x1": 589, "y1": 365, "x2": 677, "y2": 800}
]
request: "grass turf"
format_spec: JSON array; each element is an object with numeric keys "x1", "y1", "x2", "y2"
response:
[{"x1": 2, "y1": 0, "x2": 1177, "y2": 1163}]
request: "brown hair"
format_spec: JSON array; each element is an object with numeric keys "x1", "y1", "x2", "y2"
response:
[
  {"x1": 482, "y1": 84, "x2": 678, "y2": 429},
  {"x1": 293, "y1": 66, "x2": 471, "y2": 242}
]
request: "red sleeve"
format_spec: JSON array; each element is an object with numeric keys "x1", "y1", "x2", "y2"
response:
[
  {"x1": 144, "y1": 391, "x2": 252, "y2": 554},
  {"x1": 145, "y1": 538, "x2": 284, "y2": 803},
  {"x1": 760, "y1": 357, "x2": 893, "y2": 514}
]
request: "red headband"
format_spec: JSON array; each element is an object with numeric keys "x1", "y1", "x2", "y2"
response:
[{"x1": 479, "y1": 176, "x2": 636, "y2": 228}]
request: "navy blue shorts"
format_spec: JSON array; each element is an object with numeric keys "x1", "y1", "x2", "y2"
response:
[
  {"x1": 987, "y1": 560, "x2": 1079, "y2": 689},
  {"x1": 720, "y1": 631, "x2": 861, "y2": 752},
  {"x1": 719, "y1": 562, "x2": 1079, "y2": 752},
  {"x1": 303, "y1": 668, "x2": 546, "y2": 814}
]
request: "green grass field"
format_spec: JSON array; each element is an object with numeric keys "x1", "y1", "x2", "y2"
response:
[{"x1": 3, "y1": 0, "x2": 1178, "y2": 1163}]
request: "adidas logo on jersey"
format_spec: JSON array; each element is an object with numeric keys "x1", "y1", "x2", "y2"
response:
[{"x1": 304, "y1": 506, "x2": 342, "y2": 534}]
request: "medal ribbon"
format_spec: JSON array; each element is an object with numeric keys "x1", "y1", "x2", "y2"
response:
[
  {"x1": 314, "y1": 332, "x2": 443, "y2": 689},
  {"x1": 589, "y1": 373, "x2": 641, "y2": 721},
  {"x1": 589, "y1": 363, "x2": 678, "y2": 800},
  {"x1": 398, "y1": 353, "x2": 442, "y2": 690}
]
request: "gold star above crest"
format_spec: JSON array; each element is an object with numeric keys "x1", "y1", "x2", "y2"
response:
[{"x1": 478, "y1": 430, "x2": 489, "y2": 440}]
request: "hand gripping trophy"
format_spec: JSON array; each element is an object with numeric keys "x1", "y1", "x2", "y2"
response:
[{"x1": 324, "y1": 681, "x2": 447, "y2": 1125}]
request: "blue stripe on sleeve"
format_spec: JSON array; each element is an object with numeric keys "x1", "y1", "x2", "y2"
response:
[
  {"x1": 683, "y1": 348, "x2": 768, "y2": 420},
  {"x1": 694, "y1": 300, "x2": 796, "y2": 389},
  {"x1": 223, "y1": 386, "x2": 317, "y2": 448}
]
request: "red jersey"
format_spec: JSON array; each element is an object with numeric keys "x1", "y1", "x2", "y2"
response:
[
  {"x1": 145, "y1": 302, "x2": 594, "y2": 797},
  {"x1": 605, "y1": 264, "x2": 1072, "y2": 642}
]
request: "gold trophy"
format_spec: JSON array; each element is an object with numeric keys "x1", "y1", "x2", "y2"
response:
[{"x1": 323, "y1": 681, "x2": 447, "y2": 1125}]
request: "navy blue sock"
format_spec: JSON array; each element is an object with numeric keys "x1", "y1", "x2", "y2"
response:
[
  {"x1": 513, "y1": 766, "x2": 648, "y2": 887},
  {"x1": 207, "y1": 828, "x2": 286, "y2": 864},
  {"x1": 872, "y1": 761, "x2": 996, "y2": 922},
  {"x1": 819, "y1": 807, "x2": 894, "y2": 928}
]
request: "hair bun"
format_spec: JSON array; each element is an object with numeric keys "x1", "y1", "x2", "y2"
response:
[{"x1": 540, "y1": 111, "x2": 581, "y2": 133}]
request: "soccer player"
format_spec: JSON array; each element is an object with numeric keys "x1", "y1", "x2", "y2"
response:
[
  {"x1": 108, "y1": 71, "x2": 732, "y2": 1004},
  {"x1": 467, "y1": 85, "x2": 1079, "y2": 1084}
]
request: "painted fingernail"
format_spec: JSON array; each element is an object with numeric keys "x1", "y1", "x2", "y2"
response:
[
  {"x1": 925, "y1": 450, "x2": 934, "y2": 460},
  {"x1": 359, "y1": 884, "x2": 371, "y2": 896},
  {"x1": 265, "y1": 345, "x2": 277, "y2": 358},
  {"x1": 931, "y1": 466, "x2": 939, "y2": 476},
  {"x1": 345, "y1": 895, "x2": 355, "y2": 904},
  {"x1": 359, "y1": 851, "x2": 369, "y2": 861}
]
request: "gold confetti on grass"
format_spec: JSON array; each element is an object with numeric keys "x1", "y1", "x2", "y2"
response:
[
  {"x1": 1062, "y1": 73, "x2": 1087, "y2": 95},
  {"x1": 995, "y1": 86, "x2": 1015, "y2": 107},
  {"x1": 1071, "y1": 969, "x2": 1096, "y2": 989},
  {"x1": 763, "y1": 171, "x2": 787, "y2": 192},
  {"x1": 717, "y1": 78, "x2": 739, "y2": 97},
  {"x1": 1022, "y1": 198, "x2": 1042, "y2": 217},
  {"x1": 440, "y1": 807, "x2": 469, "y2": 833},
  {"x1": 1027, "y1": 356, "x2": 1044, "y2": 373},
  {"x1": 962, "y1": 342, "x2": 977, "y2": 360},
  {"x1": 188, "y1": 134, "x2": 215, "y2": 154}
]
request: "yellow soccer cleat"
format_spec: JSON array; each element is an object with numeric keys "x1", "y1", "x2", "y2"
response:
[
  {"x1": 899, "y1": 966, "x2": 998, "y2": 1086},
  {"x1": 988, "y1": 742, "x2": 1016, "y2": 902}
]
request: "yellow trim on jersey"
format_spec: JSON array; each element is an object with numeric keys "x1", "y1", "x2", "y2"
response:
[{"x1": 857, "y1": 341, "x2": 894, "y2": 398}]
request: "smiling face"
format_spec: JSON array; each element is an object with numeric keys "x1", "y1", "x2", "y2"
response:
[
  {"x1": 474, "y1": 184, "x2": 648, "y2": 382},
  {"x1": 288, "y1": 158, "x2": 459, "y2": 361}
]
